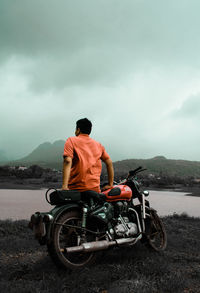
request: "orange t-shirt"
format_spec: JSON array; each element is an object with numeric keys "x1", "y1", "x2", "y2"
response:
[{"x1": 63, "y1": 134, "x2": 110, "y2": 192}]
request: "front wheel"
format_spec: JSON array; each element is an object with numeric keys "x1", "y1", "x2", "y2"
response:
[
  {"x1": 47, "y1": 210, "x2": 97, "y2": 270},
  {"x1": 145, "y1": 209, "x2": 167, "y2": 251}
]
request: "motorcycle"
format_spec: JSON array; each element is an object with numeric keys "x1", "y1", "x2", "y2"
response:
[{"x1": 29, "y1": 166, "x2": 167, "y2": 270}]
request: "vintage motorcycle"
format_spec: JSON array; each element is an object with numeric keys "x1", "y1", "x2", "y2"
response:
[{"x1": 29, "y1": 166, "x2": 167, "y2": 270}]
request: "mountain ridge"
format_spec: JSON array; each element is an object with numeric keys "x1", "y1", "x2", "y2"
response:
[{"x1": 2, "y1": 140, "x2": 200, "y2": 177}]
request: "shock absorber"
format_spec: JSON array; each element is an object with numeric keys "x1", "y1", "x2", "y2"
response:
[
  {"x1": 82, "y1": 206, "x2": 88, "y2": 228},
  {"x1": 81, "y1": 205, "x2": 88, "y2": 243}
]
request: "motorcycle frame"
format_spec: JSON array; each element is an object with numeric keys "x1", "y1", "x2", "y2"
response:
[{"x1": 30, "y1": 169, "x2": 152, "y2": 245}]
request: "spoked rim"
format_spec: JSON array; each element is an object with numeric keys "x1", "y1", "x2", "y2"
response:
[
  {"x1": 56, "y1": 215, "x2": 95, "y2": 266},
  {"x1": 148, "y1": 210, "x2": 167, "y2": 251}
]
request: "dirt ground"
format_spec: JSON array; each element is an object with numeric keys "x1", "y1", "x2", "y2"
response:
[{"x1": 0, "y1": 214, "x2": 200, "y2": 293}]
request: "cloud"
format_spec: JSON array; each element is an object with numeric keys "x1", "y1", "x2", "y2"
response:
[
  {"x1": 1, "y1": 0, "x2": 200, "y2": 92},
  {"x1": 172, "y1": 94, "x2": 200, "y2": 119},
  {"x1": 1, "y1": 0, "x2": 200, "y2": 162}
]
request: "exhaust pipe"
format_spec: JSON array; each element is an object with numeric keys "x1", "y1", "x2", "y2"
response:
[{"x1": 64, "y1": 235, "x2": 142, "y2": 254}]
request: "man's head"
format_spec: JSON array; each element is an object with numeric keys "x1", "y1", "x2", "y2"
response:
[{"x1": 75, "y1": 118, "x2": 92, "y2": 136}]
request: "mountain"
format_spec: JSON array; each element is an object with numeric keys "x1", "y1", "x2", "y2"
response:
[
  {"x1": 22, "y1": 140, "x2": 65, "y2": 162},
  {"x1": 4, "y1": 141, "x2": 200, "y2": 177},
  {"x1": 113, "y1": 156, "x2": 200, "y2": 177},
  {"x1": 11, "y1": 140, "x2": 65, "y2": 170}
]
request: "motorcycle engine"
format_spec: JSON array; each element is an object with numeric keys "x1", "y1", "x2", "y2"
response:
[{"x1": 114, "y1": 216, "x2": 138, "y2": 237}]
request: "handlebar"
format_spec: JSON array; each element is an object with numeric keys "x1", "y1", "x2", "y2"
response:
[{"x1": 128, "y1": 166, "x2": 146, "y2": 177}]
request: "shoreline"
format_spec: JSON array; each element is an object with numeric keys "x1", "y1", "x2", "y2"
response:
[
  {"x1": 0, "y1": 181, "x2": 200, "y2": 197},
  {"x1": 146, "y1": 186, "x2": 200, "y2": 197},
  {"x1": 0, "y1": 179, "x2": 200, "y2": 197},
  {"x1": 0, "y1": 181, "x2": 61, "y2": 190}
]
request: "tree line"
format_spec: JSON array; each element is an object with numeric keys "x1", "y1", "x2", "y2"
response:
[
  {"x1": 0, "y1": 165, "x2": 56, "y2": 179},
  {"x1": 1, "y1": 164, "x2": 200, "y2": 188}
]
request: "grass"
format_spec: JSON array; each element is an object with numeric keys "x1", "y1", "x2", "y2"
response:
[{"x1": 0, "y1": 214, "x2": 200, "y2": 293}]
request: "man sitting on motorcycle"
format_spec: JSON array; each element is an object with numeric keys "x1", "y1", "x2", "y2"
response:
[{"x1": 62, "y1": 118, "x2": 114, "y2": 193}]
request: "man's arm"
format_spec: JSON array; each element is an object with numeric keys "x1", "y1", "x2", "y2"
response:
[
  {"x1": 102, "y1": 158, "x2": 114, "y2": 191},
  {"x1": 62, "y1": 156, "x2": 72, "y2": 190}
]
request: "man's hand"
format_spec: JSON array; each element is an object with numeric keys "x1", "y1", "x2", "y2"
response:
[
  {"x1": 101, "y1": 184, "x2": 113, "y2": 191},
  {"x1": 62, "y1": 185, "x2": 69, "y2": 190}
]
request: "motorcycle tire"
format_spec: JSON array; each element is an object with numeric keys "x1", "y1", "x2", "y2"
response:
[
  {"x1": 146, "y1": 209, "x2": 167, "y2": 251},
  {"x1": 47, "y1": 209, "x2": 97, "y2": 270}
]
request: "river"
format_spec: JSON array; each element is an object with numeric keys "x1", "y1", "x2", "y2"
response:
[{"x1": 0, "y1": 189, "x2": 199, "y2": 220}]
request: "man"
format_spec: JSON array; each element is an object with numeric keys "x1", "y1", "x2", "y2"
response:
[{"x1": 62, "y1": 118, "x2": 114, "y2": 192}]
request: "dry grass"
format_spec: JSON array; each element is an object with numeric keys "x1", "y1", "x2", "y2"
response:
[{"x1": 0, "y1": 214, "x2": 200, "y2": 293}]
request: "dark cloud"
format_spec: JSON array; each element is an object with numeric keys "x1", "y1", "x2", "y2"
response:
[
  {"x1": 1, "y1": 0, "x2": 200, "y2": 91},
  {"x1": 1, "y1": 0, "x2": 200, "y2": 161}
]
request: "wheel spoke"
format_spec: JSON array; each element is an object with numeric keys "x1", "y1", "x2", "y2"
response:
[
  {"x1": 57, "y1": 215, "x2": 96, "y2": 265},
  {"x1": 48, "y1": 210, "x2": 97, "y2": 269}
]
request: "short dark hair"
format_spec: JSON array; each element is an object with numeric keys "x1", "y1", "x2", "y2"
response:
[{"x1": 76, "y1": 118, "x2": 92, "y2": 135}]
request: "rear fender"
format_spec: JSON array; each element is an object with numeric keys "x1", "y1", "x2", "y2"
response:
[{"x1": 47, "y1": 203, "x2": 81, "y2": 241}]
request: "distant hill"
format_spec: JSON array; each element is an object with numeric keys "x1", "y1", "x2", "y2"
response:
[
  {"x1": 9, "y1": 140, "x2": 65, "y2": 170},
  {"x1": 3, "y1": 141, "x2": 200, "y2": 177},
  {"x1": 113, "y1": 156, "x2": 200, "y2": 177},
  {"x1": 21, "y1": 140, "x2": 65, "y2": 162}
]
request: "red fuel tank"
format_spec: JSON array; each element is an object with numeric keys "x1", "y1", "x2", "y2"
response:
[{"x1": 102, "y1": 185, "x2": 132, "y2": 202}]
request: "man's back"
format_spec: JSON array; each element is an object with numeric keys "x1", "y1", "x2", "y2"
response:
[
  {"x1": 62, "y1": 118, "x2": 114, "y2": 193},
  {"x1": 63, "y1": 134, "x2": 110, "y2": 192}
]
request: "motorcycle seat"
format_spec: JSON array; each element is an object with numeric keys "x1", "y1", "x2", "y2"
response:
[{"x1": 81, "y1": 190, "x2": 106, "y2": 203}]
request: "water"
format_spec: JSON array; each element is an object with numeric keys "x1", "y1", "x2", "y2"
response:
[
  {"x1": 0, "y1": 189, "x2": 199, "y2": 220},
  {"x1": 149, "y1": 190, "x2": 200, "y2": 217},
  {"x1": 0, "y1": 189, "x2": 50, "y2": 220}
]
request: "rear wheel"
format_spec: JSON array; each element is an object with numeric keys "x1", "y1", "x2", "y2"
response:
[
  {"x1": 47, "y1": 210, "x2": 97, "y2": 270},
  {"x1": 146, "y1": 209, "x2": 167, "y2": 251}
]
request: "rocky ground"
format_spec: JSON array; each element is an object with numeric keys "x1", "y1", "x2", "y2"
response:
[{"x1": 0, "y1": 214, "x2": 200, "y2": 293}]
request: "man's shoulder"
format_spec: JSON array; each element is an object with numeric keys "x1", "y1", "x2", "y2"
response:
[
  {"x1": 64, "y1": 136, "x2": 77, "y2": 146},
  {"x1": 65, "y1": 135, "x2": 103, "y2": 148},
  {"x1": 65, "y1": 136, "x2": 76, "y2": 142},
  {"x1": 89, "y1": 137, "x2": 102, "y2": 145},
  {"x1": 90, "y1": 138, "x2": 106, "y2": 152},
  {"x1": 65, "y1": 135, "x2": 90, "y2": 144}
]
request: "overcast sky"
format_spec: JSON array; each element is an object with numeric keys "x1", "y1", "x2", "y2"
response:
[{"x1": 0, "y1": 0, "x2": 200, "y2": 162}]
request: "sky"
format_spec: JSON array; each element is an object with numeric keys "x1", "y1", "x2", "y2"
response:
[{"x1": 0, "y1": 0, "x2": 200, "y2": 162}]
